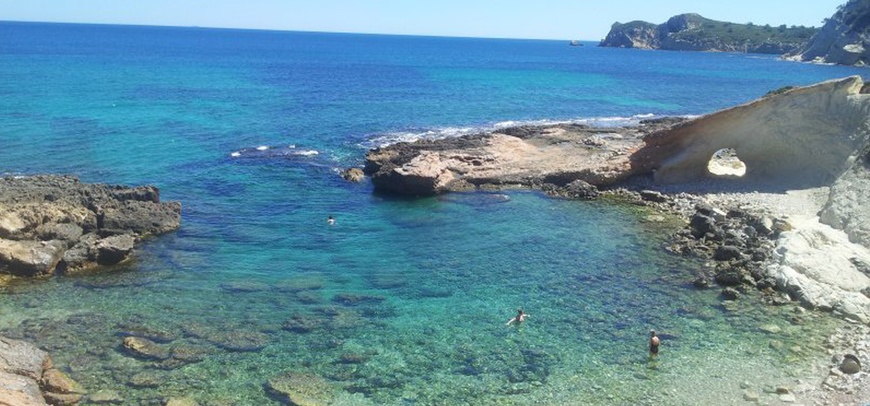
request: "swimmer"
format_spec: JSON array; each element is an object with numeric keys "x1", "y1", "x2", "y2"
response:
[
  {"x1": 506, "y1": 308, "x2": 529, "y2": 326},
  {"x1": 649, "y1": 330, "x2": 660, "y2": 356},
  {"x1": 327, "y1": 216, "x2": 336, "y2": 225}
]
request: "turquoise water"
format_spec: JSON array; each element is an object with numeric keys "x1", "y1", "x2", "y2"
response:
[{"x1": 0, "y1": 22, "x2": 864, "y2": 405}]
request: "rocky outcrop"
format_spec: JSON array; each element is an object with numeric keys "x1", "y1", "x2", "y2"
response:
[
  {"x1": 0, "y1": 175, "x2": 181, "y2": 278},
  {"x1": 365, "y1": 119, "x2": 685, "y2": 196},
  {"x1": 632, "y1": 76, "x2": 870, "y2": 185},
  {"x1": 600, "y1": 13, "x2": 817, "y2": 54},
  {"x1": 792, "y1": 0, "x2": 870, "y2": 66},
  {"x1": 820, "y1": 145, "x2": 870, "y2": 246},
  {"x1": 0, "y1": 336, "x2": 85, "y2": 406},
  {"x1": 769, "y1": 217, "x2": 870, "y2": 323},
  {"x1": 267, "y1": 372, "x2": 334, "y2": 406}
]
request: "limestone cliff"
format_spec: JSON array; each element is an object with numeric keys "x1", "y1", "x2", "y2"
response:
[
  {"x1": 600, "y1": 13, "x2": 817, "y2": 54},
  {"x1": 632, "y1": 76, "x2": 870, "y2": 186},
  {"x1": 794, "y1": 0, "x2": 870, "y2": 66}
]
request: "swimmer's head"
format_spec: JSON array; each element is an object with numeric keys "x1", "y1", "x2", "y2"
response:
[{"x1": 650, "y1": 330, "x2": 656, "y2": 337}]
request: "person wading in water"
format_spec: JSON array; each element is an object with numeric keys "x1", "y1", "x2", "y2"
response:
[
  {"x1": 649, "y1": 330, "x2": 660, "y2": 356},
  {"x1": 506, "y1": 308, "x2": 529, "y2": 326}
]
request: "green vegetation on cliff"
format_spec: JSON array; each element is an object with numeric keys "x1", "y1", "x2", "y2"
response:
[{"x1": 600, "y1": 13, "x2": 818, "y2": 55}]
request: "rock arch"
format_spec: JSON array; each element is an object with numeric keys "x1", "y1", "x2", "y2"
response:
[{"x1": 632, "y1": 76, "x2": 870, "y2": 186}]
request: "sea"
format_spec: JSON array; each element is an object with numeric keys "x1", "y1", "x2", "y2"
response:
[{"x1": 1, "y1": 21, "x2": 868, "y2": 405}]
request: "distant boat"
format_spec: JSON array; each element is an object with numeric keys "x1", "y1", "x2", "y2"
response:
[{"x1": 569, "y1": 40, "x2": 584, "y2": 47}]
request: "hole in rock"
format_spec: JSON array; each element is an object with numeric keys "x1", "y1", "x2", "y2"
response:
[{"x1": 707, "y1": 148, "x2": 747, "y2": 178}]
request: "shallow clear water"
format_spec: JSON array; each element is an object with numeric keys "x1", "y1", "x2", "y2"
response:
[{"x1": 0, "y1": 22, "x2": 863, "y2": 405}]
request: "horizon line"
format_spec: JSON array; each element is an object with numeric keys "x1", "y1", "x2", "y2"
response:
[{"x1": 0, "y1": 19, "x2": 602, "y2": 42}]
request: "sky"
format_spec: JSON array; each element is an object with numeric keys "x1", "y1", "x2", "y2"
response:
[{"x1": 0, "y1": 0, "x2": 847, "y2": 40}]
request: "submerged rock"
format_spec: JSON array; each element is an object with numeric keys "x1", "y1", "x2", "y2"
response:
[
  {"x1": 267, "y1": 372, "x2": 334, "y2": 406},
  {"x1": 87, "y1": 390, "x2": 123, "y2": 404},
  {"x1": 121, "y1": 336, "x2": 170, "y2": 361},
  {"x1": 333, "y1": 293, "x2": 385, "y2": 306}
]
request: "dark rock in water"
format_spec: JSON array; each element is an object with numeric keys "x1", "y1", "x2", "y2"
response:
[
  {"x1": 267, "y1": 371, "x2": 334, "y2": 406},
  {"x1": 87, "y1": 390, "x2": 124, "y2": 404},
  {"x1": 121, "y1": 336, "x2": 170, "y2": 360},
  {"x1": 690, "y1": 213, "x2": 716, "y2": 239},
  {"x1": 841, "y1": 354, "x2": 862, "y2": 374},
  {"x1": 368, "y1": 274, "x2": 408, "y2": 289},
  {"x1": 220, "y1": 281, "x2": 270, "y2": 293},
  {"x1": 128, "y1": 371, "x2": 163, "y2": 388},
  {"x1": 692, "y1": 275, "x2": 713, "y2": 289},
  {"x1": 283, "y1": 314, "x2": 321, "y2": 333},
  {"x1": 338, "y1": 353, "x2": 371, "y2": 364},
  {"x1": 274, "y1": 276, "x2": 324, "y2": 292},
  {"x1": 714, "y1": 245, "x2": 743, "y2": 261},
  {"x1": 721, "y1": 287, "x2": 740, "y2": 300},
  {"x1": 210, "y1": 330, "x2": 270, "y2": 352},
  {"x1": 542, "y1": 180, "x2": 600, "y2": 200},
  {"x1": 639, "y1": 190, "x2": 667, "y2": 203},
  {"x1": 117, "y1": 324, "x2": 179, "y2": 343},
  {"x1": 340, "y1": 168, "x2": 365, "y2": 182},
  {"x1": 95, "y1": 234, "x2": 135, "y2": 265},
  {"x1": 415, "y1": 286, "x2": 453, "y2": 298},
  {"x1": 333, "y1": 293, "x2": 385, "y2": 306},
  {"x1": 294, "y1": 291, "x2": 323, "y2": 304}
]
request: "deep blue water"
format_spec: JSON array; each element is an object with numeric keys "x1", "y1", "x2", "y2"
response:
[{"x1": 0, "y1": 21, "x2": 864, "y2": 405}]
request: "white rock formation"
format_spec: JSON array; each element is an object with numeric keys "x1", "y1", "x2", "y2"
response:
[
  {"x1": 635, "y1": 76, "x2": 870, "y2": 185},
  {"x1": 770, "y1": 216, "x2": 870, "y2": 323}
]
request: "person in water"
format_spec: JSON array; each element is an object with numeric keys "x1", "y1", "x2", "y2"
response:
[
  {"x1": 649, "y1": 330, "x2": 660, "y2": 356},
  {"x1": 327, "y1": 216, "x2": 335, "y2": 225},
  {"x1": 506, "y1": 308, "x2": 529, "y2": 326}
]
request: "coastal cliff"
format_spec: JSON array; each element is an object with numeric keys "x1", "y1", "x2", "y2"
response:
[
  {"x1": 600, "y1": 13, "x2": 817, "y2": 54},
  {"x1": 0, "y1": 175, "x2": 181, "y2": 280},
  {"x1": 792, "y1": 0, "x2": 870, "y2": 66}
]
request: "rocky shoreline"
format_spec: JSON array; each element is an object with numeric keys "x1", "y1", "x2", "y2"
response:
[
  {"x1": 0, "y1": 175, "x2": 181, "y2": 281},
  {"x1": 357, "y1": 76, "x2": 870, "y2": 403}
]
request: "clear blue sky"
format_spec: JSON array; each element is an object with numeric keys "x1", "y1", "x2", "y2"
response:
[{"x1": 0, "y1": 0, "x2": 846, "y2": 40}]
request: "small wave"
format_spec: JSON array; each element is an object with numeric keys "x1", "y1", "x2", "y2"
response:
[
  {"x1": 229, "y1": 144, "x2": 317, "y2": 159},
  {"x1": 362, "y1": 114, "x2": 673, "y2": 148}
]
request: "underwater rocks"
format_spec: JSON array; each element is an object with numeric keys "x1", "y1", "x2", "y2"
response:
[
  {"x1": 122, "y1": 337, "x2": 171, "y2": 361},
  {"x1": 0, "y1": 175, "x2": 181, "y2": 278},
  {"x1": 267, "y1": 371, "x2": 334, "y2": 406},
  {"x1": 364, "y1": 119, "x2": 686, "y2": 196},
  {"x1": 0, "y1": 335, "x2": 86, "y2": 406}
]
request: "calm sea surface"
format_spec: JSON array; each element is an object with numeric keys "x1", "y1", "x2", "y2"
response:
[{"x1": 1, "y1": 22, "x2": 867, "y2": 405}]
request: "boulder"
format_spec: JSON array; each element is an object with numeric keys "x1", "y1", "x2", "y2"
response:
[
  {"x1": 689, "y1": 214, "x2": 716, "y2": 239},
  {"x1": 840, "y1": 354, "x2": 861, "y2": 374},
  {"x1": 42, "y1": 391, "x2": 83, "y2": 405},
  {"x1": 0, "y1": 239, "x2": 66, "y2": 277},
  {"x1": 40, "y1": 369, "x2": 83, "y2": 395},
  {"x1": 639, "y1": 190, "x2": 667, "y2": 203},
  {"x1": 267, "y1": 372, "x2": 334, "y2": 406},
  {"x1": 95, "y1": 234, "x2": 135, "y2": 265},
  {"x1": 714, "y1": 245, "x2": 743, "y2": 261},
  {"x1": 340, "y1": 168, "x2": 365, "y2": 182},
  {"x1": 98, "y1": 200, "x2": 181, "y2": 237},
  {"x1": 0, "y1": 371, "x2": 48, "y2": 406},
  {"x1": 0, "y1": 336, "x2": 50, "y2": 380}
]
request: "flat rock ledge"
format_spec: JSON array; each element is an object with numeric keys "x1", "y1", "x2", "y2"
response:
[
  {"x1": 364, "y1": 118, "x2": 686, "y2": 196},
  {"x1": 0, "y1": 335, "x2": 85, "y2": 406},
  {"x1": 0, "y1": 175, "x2": 181, "y2": 279}
]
